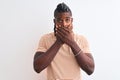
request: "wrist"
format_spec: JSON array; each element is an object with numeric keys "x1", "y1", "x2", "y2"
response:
[
  {"x1": 56, "y1": 39, "x2": 64, "y2": 45},
  {"x1": 70, "y1": 41, "x2": 81, "y2": 53},
  {"x1": 74, "y1": 50, "x2": 83, "y2": 57},
  {"x1": 69, "y1": 40, "x2": 76, "y2": 47}
]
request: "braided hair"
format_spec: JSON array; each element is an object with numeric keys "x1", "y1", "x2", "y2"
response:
[{"x1": 54, "y1": 2, "x2": 72, "y2": 18}]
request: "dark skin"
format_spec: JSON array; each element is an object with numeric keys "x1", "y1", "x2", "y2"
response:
[{"x1": 33, "y1": 12, "x2": 95, "y2": 75}]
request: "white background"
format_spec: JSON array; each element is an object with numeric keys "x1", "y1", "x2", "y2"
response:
[{"x1": 0, "y1": 0, "x2": 120, "y2": 80}]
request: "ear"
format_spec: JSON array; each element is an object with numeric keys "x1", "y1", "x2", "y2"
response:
[{"x1": 71, "y1": 18, "x2": 73, "y2": 22}]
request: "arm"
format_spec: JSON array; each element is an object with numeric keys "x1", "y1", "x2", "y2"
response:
[
  {"x1": 56, "y1": 27, "x2": 95, "y2": 75},
  {"x1": 33, "y1": 39, "x2": 63, "y2": 73},
  {"x1": 70, "y1": 41, "x2": 95, "y2": 75}
]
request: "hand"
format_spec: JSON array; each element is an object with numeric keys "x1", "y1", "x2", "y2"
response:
[
  {"x1": 55, "y1": 24, "x2": 74, "y2": 46},
  {"x1": 54, "y1": 25, "x2": 64, "y2": 44}
]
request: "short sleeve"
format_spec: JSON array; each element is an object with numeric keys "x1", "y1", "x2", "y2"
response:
[
  {"x1": 37, "y1": 35, "x2": 47, "y2": 52},
  {"x1": 78, "y1": 35, "x2": 90, "y2": 53}
]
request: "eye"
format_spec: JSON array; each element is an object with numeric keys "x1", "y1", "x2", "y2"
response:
[
  {"x1": 65, "y1": 18, "x2": 71, "y2": 23},
  {"x1": 57, "y1": 19, "x2": 62, "y2": 23},
  {"x1": 56, "y1": 18, "x2": 63, "y2": 23}
]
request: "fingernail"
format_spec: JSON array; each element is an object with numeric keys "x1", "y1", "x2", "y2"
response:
[{"x1": 59, "y1": 25, "x2": 61, "y2": 27}]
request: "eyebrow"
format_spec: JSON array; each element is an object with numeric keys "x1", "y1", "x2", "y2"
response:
[
  {"x1": 65, "y1": 16, "x2": 72, "y2": 18},
  {"x1": 56, "y1": 17, "x2": 71, "y2": 19}
]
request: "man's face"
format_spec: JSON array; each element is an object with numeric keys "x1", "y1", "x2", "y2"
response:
[{"x1": 54, "y1": 12, "x2": 73, "y2": 29}]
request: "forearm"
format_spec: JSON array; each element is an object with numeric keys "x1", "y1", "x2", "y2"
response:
[
  {"x1": 70, "y1": 41, "x2": 95, "y2": 75},
  {"x1": 34, "y1": 39, "x2": 63, "y2": 73}
]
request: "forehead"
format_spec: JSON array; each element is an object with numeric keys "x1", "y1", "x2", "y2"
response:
[{"x1": 55, "y1": 12, "x2": 72, "y2": 19}]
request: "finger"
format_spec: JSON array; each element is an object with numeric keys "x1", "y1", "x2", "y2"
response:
[
  {"x1": 57, "y1": 29, "x2": 65, "y2": 37},
  {"x1": 67, "y1": 24, "x2": 73, "y2": 31},
  {"x1": 55, "y1": 24, "x2": 62, "y2": 31},
  {"x1": 61, "y1": 27, "x2": 71, "y2": 33},
  {"x1": 56, "y1": 31, "x2": 64, "y2": 42},
  {"x1": 55, "y1": 24, "x2": 59, "y2": 28},
  {"x1": 55, "y1": 24, "x2": 60, "y2": 32},
  {"x1": 57, "y1": 27, "x2": 68, "y2": 35},
  {"x1": 63, "y1": 27, "x2": 70, "y2": 32}
]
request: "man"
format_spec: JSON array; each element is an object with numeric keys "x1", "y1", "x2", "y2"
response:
[{"x1": 33, "y1": 2, "x2": 95, "y2": 80}]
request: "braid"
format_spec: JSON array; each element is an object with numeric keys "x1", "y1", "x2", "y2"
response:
[{"x1": 54, "y1": 3, "x2": 72, "y2": 18}]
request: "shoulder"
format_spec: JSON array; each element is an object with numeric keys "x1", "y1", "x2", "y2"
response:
[
  {"x1": 74, "y1": 33, "x2": 89, "y2": 46},
  {"x1": 39, "y1": 32, "x2": 56, "y2": 42},
  {"x1": 74, "y1": 33, "x2": 90, "y2": 53}
]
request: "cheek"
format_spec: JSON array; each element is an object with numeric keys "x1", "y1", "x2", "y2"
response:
[{"x1": 68, "y1": 23, "x2": 73, "y2": 30}]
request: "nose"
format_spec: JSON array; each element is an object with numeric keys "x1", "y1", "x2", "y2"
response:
[{"x1": 61, "y1": 20, "x2": 67, "y2": 27}]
